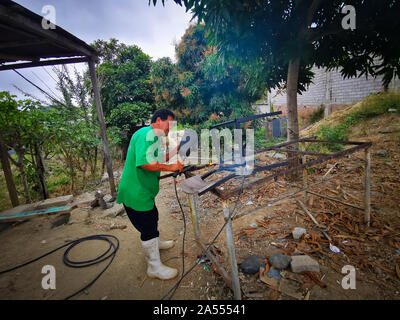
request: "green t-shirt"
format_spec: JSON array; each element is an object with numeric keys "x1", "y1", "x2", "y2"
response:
[{"x1": 116, "y1": 126, "x2": 163, "y2": 211}]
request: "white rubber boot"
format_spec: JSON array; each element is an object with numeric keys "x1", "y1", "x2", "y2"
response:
[
  {"x1": 158, "y1": 238, "x2": 175, "y2": 250},
  {"x1": 141, "y1": 237, "x2": 178, "y2": 280}
]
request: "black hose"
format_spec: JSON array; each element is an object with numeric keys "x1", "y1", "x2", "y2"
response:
[{"x1": 0, "y1": 234, "x2": 119, "y2": 300}]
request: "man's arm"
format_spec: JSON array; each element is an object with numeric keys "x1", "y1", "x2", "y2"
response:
[
  {"x1": 162, "y1": 145, "x2": 179, "y2": 163},
  {"x1": 139, "y1": 160, "x2": 183, "y2": 172}
]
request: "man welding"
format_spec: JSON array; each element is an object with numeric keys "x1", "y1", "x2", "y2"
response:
[{"x1": 116, "y1": 108, "x2": 184, "y2": 280}]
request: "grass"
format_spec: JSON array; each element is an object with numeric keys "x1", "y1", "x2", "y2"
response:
[
  {"x1": 308, "y1": 91, "x2": 400, "y2": 152},
  {"x1": 0, "y1": 157, "x2": 108, "y2": 212},
  {"x1": 255, "y1": 127, "x2": 286, "y2": 149},
  {"x1": 310, "y1": 105, "x2": 325, "y2": 124}
]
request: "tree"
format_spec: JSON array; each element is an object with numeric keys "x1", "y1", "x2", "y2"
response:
[
  {"x1": 151, "y1": 0, "x2": 400, "y2": 146},
  {"x1": 151, "y1": 24, "x2": 264, "y2": 126},
  {"x1": 96, "y1": 41, "x2": 155, "y2": 155},
  {"x1": 0, "y1": 92, "x2": 52, "y2": 203}
]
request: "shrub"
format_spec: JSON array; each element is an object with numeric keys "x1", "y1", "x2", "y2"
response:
[{"x1": 310, "y1": 105, "x2": 325, "y2": 124}]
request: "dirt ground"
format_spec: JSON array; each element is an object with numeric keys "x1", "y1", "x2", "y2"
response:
[{"x1": 0, "y1": 113, "x2": 399, "y2": 300}]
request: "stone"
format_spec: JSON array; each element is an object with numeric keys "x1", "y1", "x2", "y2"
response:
[
  {"x1": 239, "y1": 255, "x2": 265, "y2": 274},
  {"x1": 385, "y1": 162, "x2": 393, "y2": 167},
  {"x1": 35, "y1": 195, "x2": 74, "y2": 210},
  {"x1": 101, "y1": 171, "x2": 122, "y2": 183},
  {"x1": 292, "y1": 227, "x2": 307, "y2": 240},
  {"x1": 99, "y1": 203, "x2": 125, "y2": 218},
  {"x1": 267, "y1": 268, "x2": 281, "y2": 280},
  {"x1": 268, "y1": 253, "x2": 292, "y2": 270},
  {"x1": 50, "y1": 212, "x2": 71, "y2": 228},
  {"x1": 388, "y1": 108, "x2": 397, "y2": 112},
  {"x1": 290, "y1": 255, "x2": 320, "y2": 273},
  {"x1": 375, "y1": 149, "x2": 388, "y2": 157}
]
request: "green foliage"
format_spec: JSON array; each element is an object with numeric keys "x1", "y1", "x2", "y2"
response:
[
  {"x1": 254, "y1": 127, "x2": 286, "y2": 149},
  {"x1": 310, "y1": 106, "x2": 325, "y2": 124},
  {"x1": 96, "y1": 40, "x2": 155, "y2": 151},
  {"x1": 152, "y1": 0, "x2": 400, "y2": 145},
  {"x1": 311, "y1": 92, "x2": 400, "y2": 152},
  {"x1": 151, "y1": 24, "x2": 262, "y2": 126},
  {"x1": 47, "y1": 174, "x2": 70, "y2": 194}
]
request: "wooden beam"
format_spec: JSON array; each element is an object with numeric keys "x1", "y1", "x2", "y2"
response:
[
  {"x1": 0, "y1": 53, "x2": 39, "y2": 62},
  {"x1": 0, "y1": 39, "x2": 48, "y2": 49},
  {"x1": 0, "y1": 3, "x2": 97, "y2": 59},
  {"x1": 88, "y1": 58, "x2": 117, "y2": 197},
  {"x1": 0, "y1": 57, "x2": 89, "y2": 71}
]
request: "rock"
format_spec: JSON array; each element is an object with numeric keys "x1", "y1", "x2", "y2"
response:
[
  {"x1": 101, "y1": 171, "x2": 122, "y2": 183},
  {"x1": 35, "y1": 195, "x2": 74, "y2": 210},
  {"x1": 267, "y1": 268, "x2": 281, "y2": 280},
  {"x1": 292, "y1": 227, "x2": 307, "y2": 240},
  {"x1": 388, "y1": 108, "x2": 397, "y2": 112},
  {"x1": 375, "y1": 149, "x2": 388, "y2": 157},
  {"x1": 50, "y1": 212, "x2": 71, "y2": 228},
  {"x1": 326, "y1": 163, "x2": 335, "y2": 169},
  {"x1": 239, "y1": 255, "x2": 266, "y2": 274},
  {"x1": 268, "y1": 253, "x2": 292, "y2": 270},
  {"x1": 103, "y1": 194, "x2": 114, "y2": 203},
  {"x1": 290, "y1": 255, "x2": 320, "y2": 273},
  {"x1": 385, "y1": 162, "x2": 393, "y2": 167},
  {"x1": 99, "y1": 203, "x2": 125, "y2": 218}
]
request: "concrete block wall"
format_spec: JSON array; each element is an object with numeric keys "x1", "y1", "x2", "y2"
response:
[{"x1": 266, "y1": 65, "x2": 400, "y2": 117}]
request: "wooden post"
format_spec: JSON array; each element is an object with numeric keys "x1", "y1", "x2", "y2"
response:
[
  {"x1": 0, "y1": 137, "x2": 19, "y2": 207},
  {"x1": 301, "y1": 142, "x2": 308, "y2": 203},
  {"x1": 222, "y1": 201, "x2": 241, "y2": 300},
  {"x1": 88, "y1": 58, "x2": 117, "y2": 198},
  {"x1": 364, "y1": 147, "x2": 371, "y2": 227},
  {"x1": 188, "y1": 194, "x2": 200, "y2": 240}
]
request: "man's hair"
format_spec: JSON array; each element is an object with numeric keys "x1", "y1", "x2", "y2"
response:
[{"x1": 151, "y1": 108, "x2": 175, "y2": 123}]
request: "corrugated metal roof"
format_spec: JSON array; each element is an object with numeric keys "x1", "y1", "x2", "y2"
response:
[{"x1": 0, "y1": 0, "x2": 99, "y2": 69}]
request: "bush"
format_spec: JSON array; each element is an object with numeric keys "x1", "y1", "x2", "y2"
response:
[{"x1": 310, "y1": 105, "x2": 325, "y2": 124}]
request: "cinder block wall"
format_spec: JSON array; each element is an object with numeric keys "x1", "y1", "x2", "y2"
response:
[{"x1": 267, "y1": 66, "x2": 400, "y2": 118}]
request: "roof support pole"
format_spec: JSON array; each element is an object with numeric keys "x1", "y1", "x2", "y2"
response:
[
  {"x1": 88, "y1": 58, "x2": 117, "y2": 198},
  {"x1": 223, "y1": 200, "x2": 242, "y2": 300},
  {"x1": 364, "y1": 147, "x2": 371, "y2": 227}
]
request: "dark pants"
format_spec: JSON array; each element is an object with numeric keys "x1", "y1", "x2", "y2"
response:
[{"x1": 123, "y1": 204, "x2": 159, "y2": 241}]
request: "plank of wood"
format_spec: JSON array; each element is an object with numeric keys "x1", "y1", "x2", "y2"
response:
[{"x1": 0, "y1": 205, "x2": 76, "y2": 223}]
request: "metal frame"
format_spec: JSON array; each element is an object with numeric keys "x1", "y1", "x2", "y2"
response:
[{"x1": 180, "y1": 138, "x2": 372, "y2": 300}]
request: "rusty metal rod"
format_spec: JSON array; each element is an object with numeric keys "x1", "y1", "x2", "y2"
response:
[
  {"x1": 364, "y1": 148, "x2": 371, "y2": 227},
  {"x1": 217, "y1": 141, "x2": 371, "y2": 200},
  {"x1": 306, "y1": 190, "x2": 364, "y2": 211}
]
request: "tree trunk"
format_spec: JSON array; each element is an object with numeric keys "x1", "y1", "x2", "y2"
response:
[
  {"x1": 18, "y1": 161, "x2": 31, "y2": 204},
  {"x1": 286, "y1": 58, "x2": 301, "y2": 179},
  {"x1": 35, "y1": 143, "x2": 49, "y2": 199},
  {"x1": 0, "y1": 136, "x2": 19, "y2": 207},
  {"x1": 101, "y1": 150, "x2": 106, "y2": 174},
  {"x1": 91, "y1": 146, "x2": 98, "y2": 176}
]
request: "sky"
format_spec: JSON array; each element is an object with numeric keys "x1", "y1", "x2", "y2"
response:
[{"x1": 0, "y1": 0, "x2": 194, "y2": 101}]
